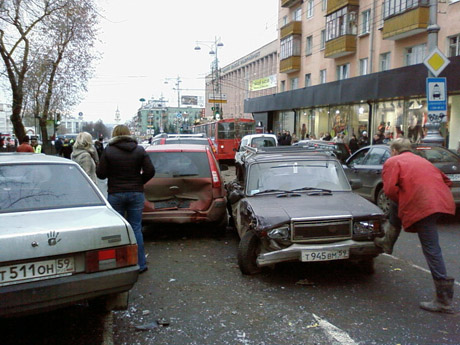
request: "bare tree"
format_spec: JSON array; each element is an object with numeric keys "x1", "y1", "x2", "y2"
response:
[{"x1": 0, "y1": 0, "x2": 99, "y2": 149}]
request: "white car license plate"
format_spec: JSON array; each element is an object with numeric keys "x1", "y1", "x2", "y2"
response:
[
  {"x1": 0, "y1": 257, "x2": 75, "y2": 286},
  {"x1": 301, "y1": 249, "x2": 349, "y2": 262},
  {"x1": 448, "y1": 174, "x2": 460, "y2": 182}
]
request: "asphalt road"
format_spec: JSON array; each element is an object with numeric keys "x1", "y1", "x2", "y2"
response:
[{"x1": 2, "y1": 167, "x2": 459, "y2": 345}]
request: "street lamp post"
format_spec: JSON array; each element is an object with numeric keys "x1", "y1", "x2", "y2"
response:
[
  {"x1": 164, "y1": 76, "x2": 182, "y2": 107},
  {"x1": 194, "y1": 37, "x2": 224, "y2": 120}
]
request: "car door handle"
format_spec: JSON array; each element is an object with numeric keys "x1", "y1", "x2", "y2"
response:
[{"x1": 169, "y1": 186, "x2": 180, "y2": 191}]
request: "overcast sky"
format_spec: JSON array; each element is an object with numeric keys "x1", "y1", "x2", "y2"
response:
[{"x1": 76, "y1": 0, "x2": 279, "y2": 124}]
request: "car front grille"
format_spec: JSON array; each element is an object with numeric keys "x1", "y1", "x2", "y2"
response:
[{"x1": 291, "y1": 218, "x2": 352, "y2": 243}]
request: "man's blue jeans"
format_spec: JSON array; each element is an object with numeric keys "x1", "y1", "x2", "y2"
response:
[{"x1": 108, "y1": 192, "x2": 146, "y2": 270}]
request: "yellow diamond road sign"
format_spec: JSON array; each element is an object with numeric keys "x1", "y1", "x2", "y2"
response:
[{"x1": 423, "y1": 48, "x2": 450, "y2": 77}]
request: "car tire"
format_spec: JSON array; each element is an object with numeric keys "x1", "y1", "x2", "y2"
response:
[
  {"x1": 238, "y1": 231, "x2": 262, "y2": 275},
  {"x1": 376, "y1": 188, "x2": 390, "y2": 217},
  {"x1": 358, "y1": 258, "x2": 375, "y2": 275}
]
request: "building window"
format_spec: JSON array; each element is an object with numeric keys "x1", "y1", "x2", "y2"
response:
[
  {"x1": 307, "y1": 0, "x2": 314, "y2": 18},
  {"x1": 322, "y1": 0, "x2": 327, "y2": 11},
  {"x1": 280, "y1": 80, "x2": 286, "y2": 92},
  {"x1": 380, "y1": 52, "x2": 391, "y2": 71},
  {"x1": 361, "y1": 10, "x2": 370, "y2": 34},
  {"x1": 326, "y1": 6, "x2": 358, "y2": 41},
  {"x1": 305, "y1": 73, "x2": 311, "y2": 87},
  {"x1": 360, "y1": 58, "x2": 369, "y2": 75},
  {"x1": 405, "y1": 43, "x2": 426, "y2": 66},
  {"x1": 449, "y1": 34, "x2": 460, "y2": 57},
  {"x1": 280, "y1": 35, "x2": 301, "y2": 59},
  {"x1": 383, "y1": 0, "x2": 427, "y2": 20},
  {"x1": 293, "y1": 7, "x2": 302, "y2": 21},
  {"x1": 283, "y1": 15, "x2": 288, "y2": 26},
  {"x1": 320, "y1": 30, "x2": 326, "y2": 50},
  {"x1": 291, "y1": 77, "x2": 299, "y2": 90},
  {"x1": 336, "y1": 63, "x2": 350, "y2": 80},
  {"x1": 320, "y1": 69, "x2": 327, "y2": 84},
  {"x1": 306, "y1": 36, "x2": 313, "y2": 55}
]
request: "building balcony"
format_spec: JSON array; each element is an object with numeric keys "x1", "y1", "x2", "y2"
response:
[
  {"x1": 324, "y1": 35, "x2": 356, "y2": 58},
  {"x1": 280, "y1": 21, "x2": 302, "y2": 39},
  {"x1": 382, "y1": 6, "x2": 429, "y2": 40},
  {"x1": 280, "y1": 56, "x2": 301, "y2": 73},
  {"x1": 327, "y1": 0, "x2": 359, "y2": 15},
  {"x1": 281, "y1": 0, "x2": 303, "y2": 8}
]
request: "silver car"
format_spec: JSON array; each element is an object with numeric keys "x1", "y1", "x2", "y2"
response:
[{"x1": 0, "y1": 153, "x2": 139, "y2": 317}]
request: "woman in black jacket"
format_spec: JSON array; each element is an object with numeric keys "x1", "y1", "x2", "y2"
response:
[{"x1": 97, "y1": 125, "x2": 155, "y2": 273}]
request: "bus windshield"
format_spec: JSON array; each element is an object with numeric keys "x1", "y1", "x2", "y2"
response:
[{"x1": 218, "y1": 122, "x2": 235, "y2": 139}]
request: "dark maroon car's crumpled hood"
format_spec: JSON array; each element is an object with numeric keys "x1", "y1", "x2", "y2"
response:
[{"x1": 241, "y1": 191, "x2": 383, "y2": 231}]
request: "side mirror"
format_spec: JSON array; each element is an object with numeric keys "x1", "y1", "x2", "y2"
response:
[
  {"x1": 219, "y1": 163, "x2": 229, "y2": 171},
  {"x1": 349, "y1": 179, "x2": 362, "y2": 190}
]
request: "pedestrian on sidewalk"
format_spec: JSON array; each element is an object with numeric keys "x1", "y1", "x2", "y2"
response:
[
  {"x1": 377, "y1": 138, "x2": 456, "y2": 314},
  {"x1": 96, "y1": 125, "x2": 155, "y2": 274},
  {"x1": 71, "y1": 132, "x2": 99, "y2": 183}
]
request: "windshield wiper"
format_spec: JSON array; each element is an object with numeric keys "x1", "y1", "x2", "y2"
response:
[
  {"x1": 290, "y1": 186, "x2": 332, "y2": 193},
  {"x1": 252, "y1": 189, "x2": 293, "y2": 196}
]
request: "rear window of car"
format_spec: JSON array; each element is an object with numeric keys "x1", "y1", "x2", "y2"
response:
[
  {"x1": 148, "y1": 152, "x2": 211, "y2": 178},
  {"x1": 251, "y1": 137, "x2": 276, "y2": 148},
  {"x1": 414, "y1": 147, "x2": 459, "y2": 163},
  {"x1": 0, "y1": 163, "x2": 104, "y2": 213}
]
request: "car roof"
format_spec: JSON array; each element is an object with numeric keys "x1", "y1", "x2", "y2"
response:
[
  {"x1": 0, "y1": 153, "x2": 77, "y2": 165},
  {"x1": 241, "y1": 133, "x2": 277, "y2": 140},
  {"x1": 145, "y1": 144, "x2": 209, "y2": 152}
]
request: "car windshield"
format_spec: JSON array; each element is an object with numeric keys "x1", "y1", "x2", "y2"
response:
[
  {"x1": 246, "y1": 159, "x2": 350, "y2": 196},
  {"x1": 148, "y1": 152, "x2": 211, "y2": 178},
  {"x1": 0, "y1": 163, "x2": 104, "y2": 213},
  {"x1": 414, "y1": 146, "x2": 460, "y2": 163}
]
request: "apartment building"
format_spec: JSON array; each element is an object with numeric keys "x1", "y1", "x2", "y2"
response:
[
  {"x1": 245, "y1": 0, "x2": 460, "y2": 149},
  {"x1": 205, "y1": 40, "x2": 278, "y2": 128}
]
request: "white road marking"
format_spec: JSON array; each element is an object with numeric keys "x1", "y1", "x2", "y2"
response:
[
  {"x1": 312, "y1": 313, "x2": 358, "y2": 345},
  {"x1": 383, "y1": 254, "x2": 460, "y2": 287}
]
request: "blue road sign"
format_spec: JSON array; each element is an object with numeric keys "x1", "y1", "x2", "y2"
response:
[{"x1": 426, "y1": 77, "x2": 447, "y2": 112}]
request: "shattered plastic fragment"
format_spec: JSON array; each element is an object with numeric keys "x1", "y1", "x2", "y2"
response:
[
  {"x1": 306, "y1": 323, "x2": 319, "y2": 328},
  {"x1": 135, "y1": 321, "x2": 158, "y2": 331},
  {"x1": 392, "y1": 268, "x2": 402, "y2": 271},
  {"x1": 296, "y1": 279, "x2": 315, "y2": 286}
]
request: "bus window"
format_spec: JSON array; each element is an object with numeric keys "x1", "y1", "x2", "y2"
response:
[{"x1": 218, "y1": 122, "x2": 235, "y2": 139}]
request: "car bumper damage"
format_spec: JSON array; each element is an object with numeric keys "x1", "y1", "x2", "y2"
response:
[{"x1": 256, "y1": 240, "x2": 381, "y2": 267}]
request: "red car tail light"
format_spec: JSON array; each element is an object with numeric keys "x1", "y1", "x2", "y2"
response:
[
  {"x1": 207, "y1": 149, "x2": 222, "y2": 188},
  {"x1": 85, "y1": 244, "x2": 138, "y2": 273}
]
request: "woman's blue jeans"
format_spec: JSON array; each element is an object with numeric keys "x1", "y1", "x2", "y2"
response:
[{"x1": 108, "y1": 192, "x2": 146, "y2": 270}]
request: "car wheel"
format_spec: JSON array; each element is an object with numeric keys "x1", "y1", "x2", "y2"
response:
[
  {"x1": 376, "y1": 188, "x2": 390, "y2": 217},
  {"x1": 238, "y1": 231, "x2": 262, "y2": 275},
  {"x1": 358, "y1": 258, "x2": 375, "y2": 275}
]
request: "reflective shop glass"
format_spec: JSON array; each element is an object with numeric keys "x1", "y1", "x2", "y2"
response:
[{"x1": 0, "y1": 164, "x2": 104, "y2": 212}]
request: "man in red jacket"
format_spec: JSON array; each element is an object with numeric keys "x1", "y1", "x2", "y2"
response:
[{"x1": 379, "y1": 138, "x2": 455, "y2": 314}]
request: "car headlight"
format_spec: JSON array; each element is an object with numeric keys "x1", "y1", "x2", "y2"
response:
[
  {"x1": 353, "y1": 220, "x2": 381, "y2": 235},
  {"x1": 267, "y1": 226, "x2": 290, "y2": 240}
]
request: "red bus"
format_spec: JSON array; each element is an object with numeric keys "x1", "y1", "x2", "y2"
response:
[{"x1": 192, "y1": 118, "x2": 255, "y2": 160}]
